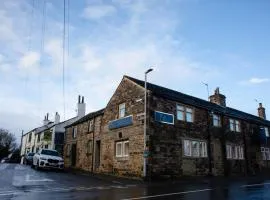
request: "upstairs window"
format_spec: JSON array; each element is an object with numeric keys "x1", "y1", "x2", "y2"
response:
[
  {"x1": 213, "y1": 114, "x2": 221, "y2": 127},
  {"x1": 72, "y1": 127, "x2": 77, "y2": 138},
  {"x1": 229, "y1": 119, "x2": 241, "y2": 132},
  {"x1": 119, "y1": 103, "x2": 126, "y2": 118},
  {"x1": 177, "y1": 105, "x2": 194, "y2": 122},
  {"x1": 115, "y1": 140, "x2": 129, "y2": 157},
  {"x1": 89, "y1": 120, "x2": 94, "y2": 132},
  {"x1": 28, "y1": 133, "x2": 32, "y2": 142},
  {"x1": 37, "y1": 134, "x2": 40, "y2": 142},
  {"x1": 261, "y1": 147, "x2": 270, "y2": 160}
]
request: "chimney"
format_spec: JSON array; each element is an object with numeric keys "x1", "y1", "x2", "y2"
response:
[
  {"x1": 209, "y1": 87, "x2": 226, "y2": 107},
  {"x1": 77, "y1": 95, "x2": 86, "y2": 118},
  {"x1": 258, "y1": 103, "x2": 266, "y2": 120},
  {"x1": 43, "y1": 113, "x2": 50, "y2": 125},
  {"x1": 55, "y1": 112, "x2": 60, "y2": 124}
]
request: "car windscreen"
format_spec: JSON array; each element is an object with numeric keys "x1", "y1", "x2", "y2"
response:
[
  {"x1": 41, "y1": 150, "x2": 59, "y2": 157},
  {"x1": 28, "y1": 153, "x2": 35, "y2": 156}
]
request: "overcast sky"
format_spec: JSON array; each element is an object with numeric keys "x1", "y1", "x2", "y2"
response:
[{"x1": 0, "y1": 0, "x2": 269, "y2": 141}]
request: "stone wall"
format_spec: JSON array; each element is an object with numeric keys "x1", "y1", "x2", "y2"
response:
[{"x1": 99, "y1": 77, "x2": 145, "y2": 177}]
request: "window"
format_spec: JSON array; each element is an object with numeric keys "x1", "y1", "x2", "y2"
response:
[
  {"x1": 72, "y1": 127, "x2": 77, "y2": 138},
  {"x1": 227, "y1": 144, "x2": 244, "y2": 160},
  {"x1": 86, "y1": 140, "x2": 92, "y2": 154},
  {"x1": 200, "y1": 142, "x2": 208, "y2": 157},
  {"x1": 213, "y1": 114, "x2": 221, "y2": 127},
  {"x1": 183, "y1": 139, "x2": 207, "y2": 158},
  {"x1": 89, "y1": 120, "x2": 94, "y2": 132},
  {"x1": 226, "y1": 145, "x2": 232, "y2": 159},
  {"x1": 261, "y1": 147, "x2": 270, "y2": 161},
  {"x1": 44, "y1": 144, "x2": 48, "y2": 149},
  {"x1": 192, "y1": 141, "x2": 199, "y2": 157},
  {"x1": 265, "y1": 127, "x2": 269, "y2": 137},
  {"x1": 177, "y1": 105, "x2": 194, "y2": 122},
  {"x1": 184, "y1": 140, "x2": 191, "y2": 156},
  {"x1": 119, "y1": 103, "x2": 125, "y2": 118},
  {"x1": 229, "y1": 119, "x2": 241, "y2": 132},
  {"x1": 37, "y1": 134, "x2": 40, "y2": 142},
  {"x1": 28, "y1": 133, "x2": 32, "y2": 142},
  {"x1": 115, "y1": 140, "x2": 129, "y2": 157}
]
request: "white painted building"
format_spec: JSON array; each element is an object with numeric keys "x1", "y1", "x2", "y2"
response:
[{"x1": 20, "y1": 96, "x2": 86, "y2": 156}]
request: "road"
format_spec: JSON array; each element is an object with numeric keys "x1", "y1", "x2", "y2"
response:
[{"x1": 1, "y1": 164, "x2": 270, "y2": 200}]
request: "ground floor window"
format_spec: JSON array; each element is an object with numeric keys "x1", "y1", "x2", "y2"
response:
[
  {"x1": 226, "y1": 144, "x2": 244, "y2": 160},
  {"x1": 261, "y1": 147, "x2": 270, "y2": 160},
  {"x1": 115, "y1": 140, "x2": 129, "y2": 158},
  {"x1": 66, "y1": 144, "x2": 71, "y2": 156},
  {"x1": 183, "y1": 139, "x2": 207, "y2": 158}
]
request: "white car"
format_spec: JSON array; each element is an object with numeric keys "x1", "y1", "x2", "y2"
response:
[{"x1": 33, "y1": 149, "x2": 64, "y2": 170}]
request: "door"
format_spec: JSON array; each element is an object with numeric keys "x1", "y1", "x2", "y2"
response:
[
  {"x1": 95, "y1": 141, "x2": 100, "y2": 169},
  {"x1": 71, "y1": 144, "x2": 77, "y2": 167}
]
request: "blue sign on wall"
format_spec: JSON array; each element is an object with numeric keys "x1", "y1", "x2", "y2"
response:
[
  {"x1": 154, "y1": 111, "x2": 174, "y2": 124},
  {"x1": 109, "y1": 115, "x2": 133, "y2": 130}
]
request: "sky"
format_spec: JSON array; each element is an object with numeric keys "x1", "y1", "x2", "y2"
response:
[{"x1": 0, "y1": 0, "x2": 269, "y2": 141}]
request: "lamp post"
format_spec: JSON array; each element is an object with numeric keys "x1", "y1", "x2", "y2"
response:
[{"x1": 143, "y1": 68, "x2": 153, "y2": 179}]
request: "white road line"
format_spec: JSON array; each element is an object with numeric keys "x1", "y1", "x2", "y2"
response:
[
  {"x1": 121, "y1": 188, "x2": 213, "y2": 200},
  {"x1": 14, "y1": 165, "x2": 27, "y2": 170},
  {"x1": 240, "y1": 182, "x2": 270, "y2": 188}
]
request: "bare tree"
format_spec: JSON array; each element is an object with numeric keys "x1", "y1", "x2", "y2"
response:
[{"x1": 0, "y1": 129, "x2": 17, "y2": 160}]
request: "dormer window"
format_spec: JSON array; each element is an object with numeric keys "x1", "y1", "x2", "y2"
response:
[{"x1": 119, "y1": 103, "x2": 126, "y2": 118}]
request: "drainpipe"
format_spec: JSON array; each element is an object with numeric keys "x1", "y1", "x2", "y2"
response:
[
  {"x1": 221, "y1": 115, "x2": 228, "y2": 176},
  {"x1": 207, "y1": 111, "x2": 213, "y2": 176},
  {"x1": 91, "y1": 118, "x2": 95, "y2": 173},
  {"x1": 242, "y1": 122, "x2": 249, "y2": 176}
]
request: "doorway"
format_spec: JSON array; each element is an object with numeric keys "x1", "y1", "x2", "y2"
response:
[
  {"x1": 71, "y1": 144, "x2": 77, "y2": 167},
  {"x1": 95, "y1": 141, "x2": 100, "y2": 169}
]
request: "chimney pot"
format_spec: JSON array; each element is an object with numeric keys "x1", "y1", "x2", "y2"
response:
[
  {"x1": 82, "y1": 96, "x2": 84, "y2": 103},
  {"x1": 78, "y1": 95, "x2": 81, "y2": 103}
]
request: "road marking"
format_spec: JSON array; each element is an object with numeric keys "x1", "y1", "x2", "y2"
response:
[
  {"x1": 240, "y1": 182, "x2": 270, "y2": 188},
  {"x1": 112, "y1": 181, "x2": 122, "y2": 184},
  {"x1": 25, "y1": 174, "x2": 54, "y2": 182},
  {"x1": 121, "y1": 188, "x2": 213, "y2": 200},
  {"x1": 15, "y1": 165, "x2": 27, "y2": 170}
]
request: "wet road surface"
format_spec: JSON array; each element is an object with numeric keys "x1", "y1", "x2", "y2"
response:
[{"x1": 1, "y1": 163, "x2": 270, "y2": 200}]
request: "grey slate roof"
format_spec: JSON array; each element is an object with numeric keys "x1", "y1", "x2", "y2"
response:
[
  {"x1": 125, "y1": 75, "x2": 270, "y2": 126},
  {"x1": 65, "y1": 108, "x2": 105, "y2": 128}
]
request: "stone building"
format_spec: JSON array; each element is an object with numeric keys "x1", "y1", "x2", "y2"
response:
[{"x1": 64, "y1": 76, "x2": 270, "y2": 179}]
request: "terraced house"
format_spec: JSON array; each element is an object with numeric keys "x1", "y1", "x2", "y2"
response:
[{"x1": 64, "y1": 75, "x2": 270, "y2": 179}]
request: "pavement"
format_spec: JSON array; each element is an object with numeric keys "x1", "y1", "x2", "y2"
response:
[{"x1": 1, "y1": 163, "x2": 270, "y2": 200}]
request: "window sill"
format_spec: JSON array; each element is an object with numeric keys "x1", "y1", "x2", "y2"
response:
[{"x1": 115, "y1": 156, "x2": 129, "y2": 161}]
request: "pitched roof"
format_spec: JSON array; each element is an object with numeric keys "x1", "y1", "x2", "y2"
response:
[
  {"x1": 66, "y1": 108, "x2": 105, "y2": 128},
  {"x1": 125, "y1": 75, "x2": 270, "y2": 126}
]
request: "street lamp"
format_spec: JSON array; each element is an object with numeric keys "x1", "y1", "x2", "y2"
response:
[{"x1": 143, "y1": 68, "x2": 153, "y2": 179}]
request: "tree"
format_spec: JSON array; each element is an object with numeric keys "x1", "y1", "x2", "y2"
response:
[{"x1": 0, "y1": 129, "x2": 17, "y2": 160}]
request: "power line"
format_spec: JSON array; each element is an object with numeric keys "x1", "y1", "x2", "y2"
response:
[{"x1": 62, "y1": 0, "x2": 67, "y2": 120}]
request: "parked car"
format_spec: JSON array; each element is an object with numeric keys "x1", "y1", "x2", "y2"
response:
[
  {"x1": 24, "y1": 152, "x2": 35, "y2": 165},
  {"x1": 32, "y1": 149, "x2": 64, "y2": 170}
]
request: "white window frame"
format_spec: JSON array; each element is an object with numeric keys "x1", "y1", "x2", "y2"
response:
[
  {"x1": 226, "y1": 144, "x2": 232, "y2": 159},
  {"x1": 213, "y1": 114, "x2": 221, "y2": 127},
  {"x1": 72, "y1": 127, "x2": 77, "y2": 138},
  {"x1": 119, "y1": 103, "x2": 126, "y2": 118},
  {"x1": 265, "y1": 148, "x2": 270, "y2": 160},
  {"x1": 183, "y1": 140, "x2": 191, "y2": 156},
  {"x1": 89, "y1": 120, "x2": 94, "y2": 132},
  {"x1": 115, "y1": 140, "x2": 129, "y2": 158},
  {"x1": 177, "y1": 104, "x2": 194, "y2": 123},
  {"x1": 86, "y1": 140, "x2": 92, "y2": 154},
  {"x1": 183, "y1": 139, "x2": 207, "y2": 158}
]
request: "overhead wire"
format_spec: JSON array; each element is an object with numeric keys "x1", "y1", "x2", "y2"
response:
[{"x1": 62, "y1": 0, "x2": 67, "y2": 120}]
